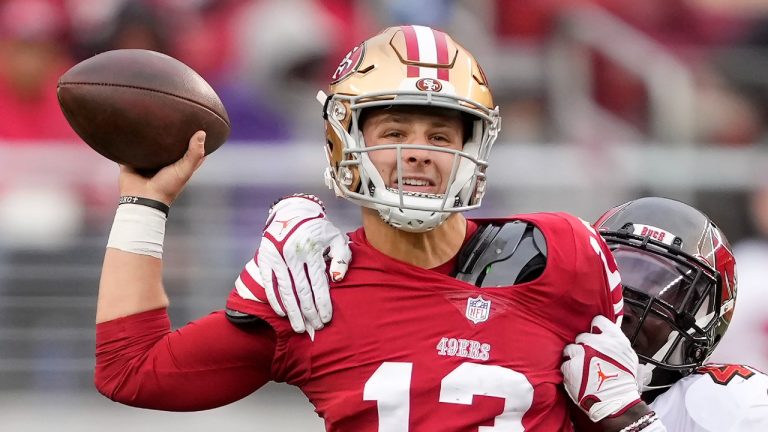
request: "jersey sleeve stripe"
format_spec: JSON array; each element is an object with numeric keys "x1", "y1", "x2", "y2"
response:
[
  {"x1": 611, "y1": 283, "x2": 624, "y2": 320},
  {"x1": 244, "y1": 258, "x2": 264, "y2": 284},
  {"x1": 611, "y1": 285, "x2": 623, "y2": 304},
  {"x1": 613, "y1": 298, "x2": 624, "y2": 316},
  {"x1": 234, "y1": 258, "x2": 267, "y2": 302},
  {"x1": 235, "y1": 276, "x2": 263, "y2": 302}
]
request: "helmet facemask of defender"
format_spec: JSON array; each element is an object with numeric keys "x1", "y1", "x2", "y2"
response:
[
  {"x1": 595, "y1": 197, "x2": 737, "y2": 392},
  {"x1": 318, "y1": 25, "x2": 501, "y2": 232}
]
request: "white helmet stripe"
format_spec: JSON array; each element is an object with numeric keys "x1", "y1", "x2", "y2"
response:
[
  {"x1": 401, "y1": 25, "x2": 450, "y2": 80},
  {"x1": 413, "y1": 25, "x2": 437, "y2": 78}
]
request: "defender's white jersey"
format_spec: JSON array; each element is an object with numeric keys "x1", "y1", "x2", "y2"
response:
[{"x1": 650, "y1": 364, "x2": 768, "y2": 431}]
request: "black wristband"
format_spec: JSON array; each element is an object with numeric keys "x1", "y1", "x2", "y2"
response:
[{"x1": 119, "y1": 196, "x2": 170, "y2": 217}]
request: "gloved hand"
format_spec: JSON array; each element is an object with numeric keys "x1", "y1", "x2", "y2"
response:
[
  {"x1": 257, "y1": 194, "x2": 351, "y2": 333},
  {"x1": 561, "y1": 315, "x2": 643, "y2": 422}
]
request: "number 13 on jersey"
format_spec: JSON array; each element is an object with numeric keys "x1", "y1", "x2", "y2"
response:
[{"x1": 363, "y1": 362, "x2": 534, "y2": 431}]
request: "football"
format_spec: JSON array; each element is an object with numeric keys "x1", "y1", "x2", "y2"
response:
[{"x1": 57, "y1": 49, "x2": 230, "y2": 172}]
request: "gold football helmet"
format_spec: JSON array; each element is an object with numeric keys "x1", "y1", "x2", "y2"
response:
[{"x1": 318, "y1": 25, "x2": 501, "y2": 232}]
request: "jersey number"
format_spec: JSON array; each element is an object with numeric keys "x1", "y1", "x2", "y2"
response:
[{"x1": 363, "y1": 362, "x2": 534, "y2": 431}]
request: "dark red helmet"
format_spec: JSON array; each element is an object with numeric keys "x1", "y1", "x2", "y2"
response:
[{"x1": 595, "y1": 197, "x2": 737, "y2": 390}]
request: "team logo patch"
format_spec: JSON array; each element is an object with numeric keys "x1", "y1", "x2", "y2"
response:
[
  {"x1": 695, "y1": 364, "x2": 755, "y2": 385},
  {"x1": 416, "y1": 78, "x2": 443, "y2": 92},
  {"x1": 465, "y1": 295, "x2": 491, "y2": 324},
  {"x1": 595, "y1": 362, "x2": 618, "y2": 391},
  {"x1": 331, "y1": 44, "x2": 365, "y2": 84},
  {"x1": 632, "y1": 224, "x2": 676, "y2": 246}
]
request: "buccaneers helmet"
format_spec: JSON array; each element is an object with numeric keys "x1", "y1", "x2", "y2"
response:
[
  {"x1": 595, "y1": 197, "x2": 737, "y2": 391},
  {"x1": 319, "y1": 25, "x2": 501, "y2": 232}
]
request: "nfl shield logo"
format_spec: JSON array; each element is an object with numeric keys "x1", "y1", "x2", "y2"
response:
[{"x1": 465, "y1": 296, "x2": 491, "y2": 324}]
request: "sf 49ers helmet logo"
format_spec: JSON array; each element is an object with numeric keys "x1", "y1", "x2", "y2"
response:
[
  {"x1": 416, "y1": 78, "x2": 443, "y2": 92},
  {"x1": 331, "y1": 44, "x2": 365, "y2": 84}
]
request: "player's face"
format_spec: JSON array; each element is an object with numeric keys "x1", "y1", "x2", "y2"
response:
[
  {"x1": 621, "y1": 301, "x2": 672, "y2": 360},
  {"x1": 361, "y1": 107, "x2": 465, "y2": 195},
  {"x1": 613, "y1": 246, "x2": 692, "y2": 362}
]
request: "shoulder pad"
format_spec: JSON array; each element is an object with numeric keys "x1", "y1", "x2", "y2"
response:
[
  {"x1": 454, "y1": 221, "x2": 547, "y2": 287},
  {"x1": 225, "y1": 308, "x2": 265, "y2": 327}
]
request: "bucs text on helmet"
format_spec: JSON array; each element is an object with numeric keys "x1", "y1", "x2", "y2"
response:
[
  {"x1": 318, "y1": 25, "x2": 501, "y2": 232},
  {"x1": 595, "y1": 197, "x2": 737, "y2": 392}
]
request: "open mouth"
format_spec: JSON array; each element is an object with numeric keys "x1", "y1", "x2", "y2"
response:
[
  {"x1": 388, "y1": 178, "x2": 443, "y2": 198},
  {"x1": 390, "y1": 177, "x2": 440, "y2": 195},
  {"x1": 386, "y1": 187, "x2": 445, "y2": 198}
]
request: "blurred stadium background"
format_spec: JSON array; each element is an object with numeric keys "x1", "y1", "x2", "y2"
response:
[{"x1": 2, "y1": 0, "x2": 768, "y2": 430}]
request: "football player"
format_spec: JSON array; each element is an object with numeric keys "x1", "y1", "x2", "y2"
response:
[
  {"x1": 563, "y1": 197, "x2": 768, "y2": 431},
  {"x1": 269, "y1": 196, "x2": 767, "y2": 431},
  {"x1": 94, "y1": 26, "x2": 654, "y2": 431}
]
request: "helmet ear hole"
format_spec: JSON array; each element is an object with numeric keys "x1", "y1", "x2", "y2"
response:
[{"x1": 686, "y1": 342, "x2": 707, "y2": 364}]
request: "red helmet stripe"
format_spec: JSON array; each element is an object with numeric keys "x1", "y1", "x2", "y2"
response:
[
  {"x1": 433, "y1": 28, "x2": 450, "y2": 80},
  {"x1": 400, "y1": 25, "x2": 420, "y2": 77}
]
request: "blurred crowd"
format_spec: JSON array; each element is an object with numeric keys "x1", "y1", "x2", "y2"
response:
[
  {"x1": 1, "y1": 0, "x2": 768, "y2": 145},
  {"x1": 1, "y1": 0, "x2": 768, "y2": 383}
]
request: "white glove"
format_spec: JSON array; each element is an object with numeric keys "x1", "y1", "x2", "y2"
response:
[
  {"x1": 257, "y1": 194, "x2": 351, "y2": 333},
  {"x1": 561, "y1": 315, "x2": 642, "y2": 422}
]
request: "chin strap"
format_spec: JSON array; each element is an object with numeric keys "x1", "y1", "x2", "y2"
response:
[{"x1": 376, "y1": 205, "x2": 446, "y2": 233}]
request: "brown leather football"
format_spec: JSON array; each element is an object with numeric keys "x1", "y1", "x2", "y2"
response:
[{"x1": 57, "y1": 49, "x2": 230, "y2": 172}]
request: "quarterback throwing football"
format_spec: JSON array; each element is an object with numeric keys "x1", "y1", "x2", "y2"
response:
[{"x1": 94, "y1": 26, "x2": 654, "y2": 431}]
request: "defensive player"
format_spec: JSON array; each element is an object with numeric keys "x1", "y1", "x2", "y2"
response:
[
  {"x1": 94, "y1": 26, "x2": 652, "y2": 430},
  {"x1": 562, "y1": 197, "x2": 768, "y2": 431}
]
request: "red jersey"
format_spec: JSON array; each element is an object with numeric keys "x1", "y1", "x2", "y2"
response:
[{"x1": 226, "y1": 213, "x2": 623, "y2": 431}]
